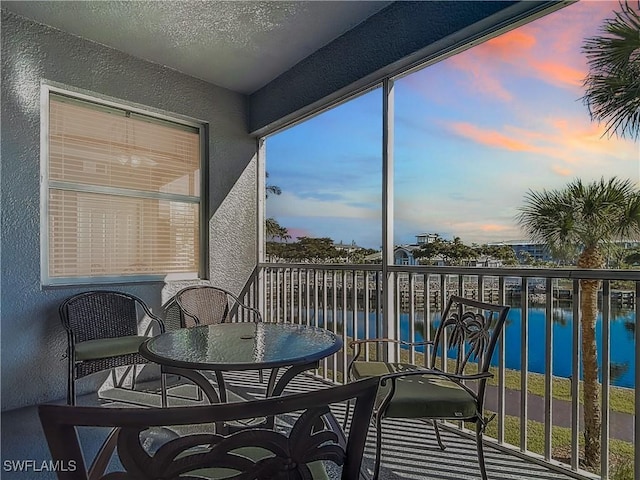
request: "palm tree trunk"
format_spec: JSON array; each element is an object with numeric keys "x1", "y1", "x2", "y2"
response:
[
  {"x1": 578, "y1": 247, "x2": 604, "y2": 467},
  {"x1": 579, "y1": 278, "x2": 601, "y2": 467}
]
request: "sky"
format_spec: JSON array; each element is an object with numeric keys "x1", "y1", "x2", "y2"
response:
[{"x1": 266, "y1": 1, "x2": 640, "y2": 249}]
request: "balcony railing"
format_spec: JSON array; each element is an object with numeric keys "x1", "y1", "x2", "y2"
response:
[{"x1": 240, "y1": 263, "x2": 639, "y2": 480}]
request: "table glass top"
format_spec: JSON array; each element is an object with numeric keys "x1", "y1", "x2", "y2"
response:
[{"x1": 142, "y1": 322, "x2": 342, "y2": 370}]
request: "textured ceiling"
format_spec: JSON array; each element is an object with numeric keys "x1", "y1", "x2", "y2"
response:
[{"x1": 2, "y1": 0, "x2": 391, "y2": 94}]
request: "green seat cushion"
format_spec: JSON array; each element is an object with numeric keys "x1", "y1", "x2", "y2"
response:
[
  {"x1": 351, "y1": 361, "x2": 477, "y2": 420},
  {"x1": 183, "y1": 446, "x2": 329, "y2": 479},
  {"x1": 74, "y1": 335, "x2": 147, "y2": 361}
]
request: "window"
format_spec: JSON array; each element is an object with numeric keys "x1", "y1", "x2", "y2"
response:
[
  {"x1": 265, "y1": 88, "x2": 382, "y2": 262},
  {"x1": 42, "y1": 88, "x2": 204, "y2": 285}
]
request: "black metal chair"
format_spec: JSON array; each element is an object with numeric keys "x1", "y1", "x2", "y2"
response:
[
  {"x1": 174, "y1": 285, "x2": 265, "y2": 397},
  {"x1": 175, "y1": 284, "x2": 263, "y2": 327},
  {"x1": 59, "y1": 290, "x2": 164, "y2": 405},
  {"x1": 347, "y1": 295, "x2": 510, "y2": 480},
  {"x1": 39, "y1": 376, "x2": 380, "y2": 480}
]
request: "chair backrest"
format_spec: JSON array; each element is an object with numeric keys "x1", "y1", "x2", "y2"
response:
[
  {"x1": 59, "y1": 290, "x2": 155, "y2": 343},
  {"x1": 161, "y1": 297, "x2": 183, "y2": 331},
  {"x1": 39, "y1": 376, "x2": 380, "y2": 480},
  {"x1": 175, "y1": 285, "x2": 261, "y2": 327},
  {"x1": 430, "y1": 295, "x2": 510, "y2": 398}
]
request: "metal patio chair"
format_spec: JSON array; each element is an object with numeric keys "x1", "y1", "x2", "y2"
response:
[
  {"x1": 59, "y1": 290, "x2": 164, "y2": 405},
  {"x1": 347, "y1": 295, "x2": 510, "y2": 480},
  {"x1": 175, "y1": 284, "x2": 265, "y2": 395},
  {"x1": 39, "y1": 376, "x2": 380, "y2": 480},
  {"x1": 175, "y1": 284, "x2": 263, "y2": 327}
]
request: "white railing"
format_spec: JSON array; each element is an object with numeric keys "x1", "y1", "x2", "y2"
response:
[{"x1": 242, "y1": 263, "x2": 638, "y2": 480}]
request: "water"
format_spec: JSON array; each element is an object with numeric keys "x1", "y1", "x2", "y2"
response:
[{"x1": 310, "y1": 303, "x2": 637, "y2": 388}]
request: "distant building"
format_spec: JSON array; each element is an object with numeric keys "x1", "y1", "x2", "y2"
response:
[
  {"x1": 394, "y1": 245, "x2": 422, "y2": 266},
  {"x1": 488, "y1": 240, "x2": 553, "y2": 263},
  {"x1": 395, "y1": 234, "x2": 443, "y2": 266},
  {"x1": 415, "y1": 233, "x2": 439, "y2": 245},
  {"x1": 333, "y1": 240, "x2": 364, "y2": 254},
  {"x1": 362, "y1": 245, "x2": 445, "y2": 266}
]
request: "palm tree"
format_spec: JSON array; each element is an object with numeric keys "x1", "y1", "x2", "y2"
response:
[
  {"x1": 517, "y1": 177, "x2": 640, "y2": 467},
  {"x1": 265, "y1": 171, "x2": 288, "y2": 242},
  {"x1": 582, "y1": 1, "x2": 640, "y2": 140},
  {"x1": 265, "y1": 172, "x2": 282, "y2": 198}
]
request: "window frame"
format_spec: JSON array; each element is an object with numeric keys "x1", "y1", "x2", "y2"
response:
[{"x1": 40, "y1": 83, "x2": 207, "y2": 286}]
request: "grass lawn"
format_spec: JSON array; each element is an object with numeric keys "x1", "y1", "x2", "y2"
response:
[
  {"x1": 385, "y1": 344, "x2": 635, "y2": 415},
  {"x1": 484, "y1": 415, "x2": 634, "y2": 480},
  {"x1": 342, "y1": 342, "x2": 636, "y2": 479}
]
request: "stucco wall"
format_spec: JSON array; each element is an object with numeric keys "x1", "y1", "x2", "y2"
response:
[{"x1": 1, "y1": 10, "x2": 257, "y2": 410}]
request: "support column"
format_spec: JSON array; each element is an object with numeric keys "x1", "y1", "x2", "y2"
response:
[
  {"x1": 382, "y1": 78, "x2": 395, "y2": 362},
  {"x1": 256, "y1": 138, "x2": 266, "y2": 313}
]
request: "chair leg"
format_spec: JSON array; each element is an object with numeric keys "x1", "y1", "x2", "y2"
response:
[
  {"x1": 68, "y1": 354, "x2": 76, "y2": 406},
  {"x1": 130, "y1": 364, "x2": 138, "y2": 391},
  {"x1": 373, "y1": 414, "x2": 384, "y2": 480},
  {"x1": 432, "y1": 420, "x2": 446, "y2": 450},
  {"x1": 68, "y1": 374, "x2": 76, "y2": 406},
  {"x1": 475, "y1": 420, "x2": 489, "y2": 480},
  {"x1": 161, "y1": 372, "x2": 167, "y2": 408}
]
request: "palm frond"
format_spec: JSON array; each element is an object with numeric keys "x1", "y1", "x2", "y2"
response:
[
  {"x1": 516, "y1": 177, "x2": 640, "y2": 256},
  {"x1": 581, "y1": 1, "x2": 640, "y2": 140}
]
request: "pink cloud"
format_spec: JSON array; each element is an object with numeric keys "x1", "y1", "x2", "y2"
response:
[
  {"x1": 551, "y1": 165, "x2": 573, "y2": 176},
  {"x1": 482, "y1": 29, "x2": 537, "y2": 59},
  {"x1": 448, "y1": 55, "x2": 513, "y2": 101},
  {"x1": 447, "y1": 113, "x2": 635, "y2": 170},
  {"x1": 283, "y1": 227, "x2": 312, "y2": 241},
  {"x1": 443, "y1": 2, "x2": 620, "y2": 100},
  {"x1": 533, "y1": 62, "x2": 584, "y2": 88},
  {"x1": 480, "y1": 224, "x2": 511, "y2": 233},
  {"x1": 449, "y1": 122, "x2": 535, "y2": 152}
]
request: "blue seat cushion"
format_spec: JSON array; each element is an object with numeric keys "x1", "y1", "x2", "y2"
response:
[{"x1": 351, "y1": 360, "x2": 477, "y2": 419}]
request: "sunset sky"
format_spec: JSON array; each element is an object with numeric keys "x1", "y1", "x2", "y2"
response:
[{"x1": 266, "y1": 1, "x2": 640, "y2": 249}]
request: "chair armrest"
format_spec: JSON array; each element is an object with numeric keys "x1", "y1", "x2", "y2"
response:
[
  {"x1": 225, "y1": 290, "x2": 263, "y2": 323},
  {"x1": 138, "y1": 303, "x2": 165, "y2": 334},
  {"x1": 348, "y1": 338, "x2": 434, "y2": 365},
  {"x1": 348, "y1": 338, "x2": 433, "y2": 348},
  {"x1": 381, "y1": 369, "x2": 493, "y2": 383},
  {"x1": 235, "y1": 302, "x2": 263, "y2": 323},
  {"x1": 151, "y1": 313, "x2": 165, "y2": 333}
]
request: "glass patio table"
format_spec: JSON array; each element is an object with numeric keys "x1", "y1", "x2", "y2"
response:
[{"x1": 140, "y1": 322, "x2": 343, "y2": 407}]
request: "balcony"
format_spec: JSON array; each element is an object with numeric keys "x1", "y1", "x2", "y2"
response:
[
  {"x1": 2, "y1": 3, "x2": 637, "y2": 479},
  {"x1": 241, "y1": 262, "x2": 639, "y2": 480},
  {"x1": 1, "y1": 263, "x2": 635, "y2": 479},
  {"x1": 0, "y1": 370, "x2": 587, "y2": 480}
]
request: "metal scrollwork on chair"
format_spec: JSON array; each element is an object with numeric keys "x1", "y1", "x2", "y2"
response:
[
  {"x1": 346, "y1": 295, "x2": 510, "y2": 480},
  {"x1": 39, "y1": 376, "x2": 380, "y2": 480}
]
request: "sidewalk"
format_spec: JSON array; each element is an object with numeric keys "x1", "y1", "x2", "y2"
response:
[{"x1": 484, "y1": 385, "x2": 634, "y2": 442}]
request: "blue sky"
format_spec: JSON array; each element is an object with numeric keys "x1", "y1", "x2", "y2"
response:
[{"x1": 266, "y1": 1, "x2": 639, "y2": 249}]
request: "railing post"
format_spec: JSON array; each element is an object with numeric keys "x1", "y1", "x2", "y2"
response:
[
  {"x1": 520, "y1": 276, "x2": 529, "y2": 453},
  {"x1": 635, "y1": 280, "x2": 639, "y2": 479},
  {"x1": 571, "y1": 279, "x2": 581, "y2": 471},
  {"x1": 544, "y1": 277, "x2": 553, "y2": 461},
  {"x1": 601, "y1": 280, "x2": 611, "y2": 479}
]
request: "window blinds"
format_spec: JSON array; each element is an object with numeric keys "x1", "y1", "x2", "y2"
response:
[{"x1": 47, "y1": 93, "x2": 201, "y2": 280}]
